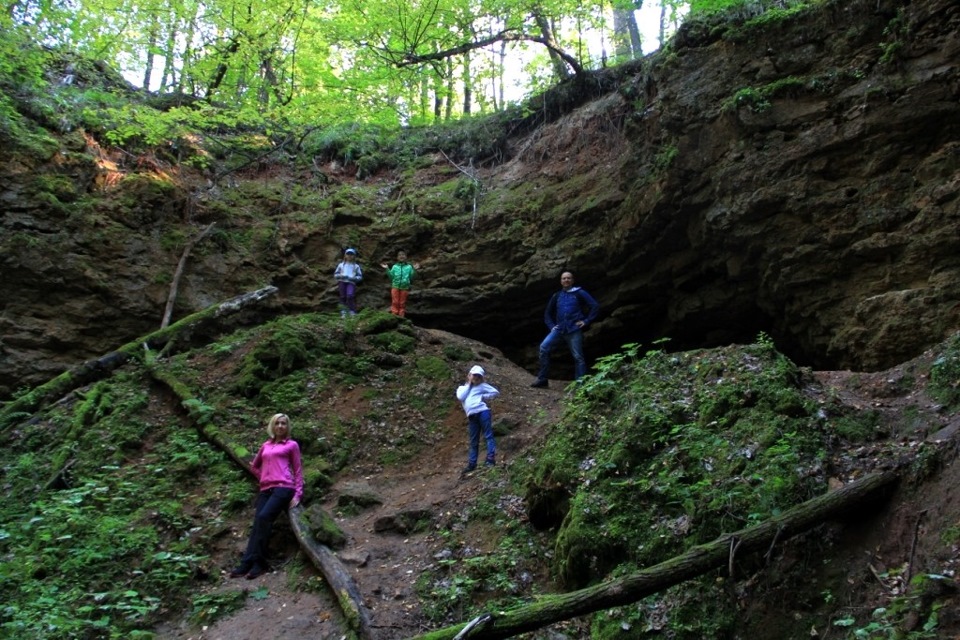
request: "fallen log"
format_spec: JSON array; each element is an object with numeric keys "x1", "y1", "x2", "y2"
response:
[
  {"x1": 146, "y1": 364, "x2": 373, "y2": 640},
  {"x1": 290, "y1": 507, "x2": 374, "y2": 638},
  {"x1": 0, "y1": 286, "x2": 278, "y2": 431},
  {"x1": 410, "y1": 470, "x2": 899, "y2": 640},
  {"x1": 161, "y1": 222, "x2": 217, "y2": 329}
]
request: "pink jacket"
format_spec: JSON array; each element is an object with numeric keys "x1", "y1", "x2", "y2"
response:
[{"x1": 251, "y1": 439, "x2": 304, "y2": 504}]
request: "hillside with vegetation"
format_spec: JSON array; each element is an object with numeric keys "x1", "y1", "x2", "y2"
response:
[
  {"x1": 3, "y1": 310, "x2": 960, "y2": 639},
  {"x1": 2, "y1": 0, "x2": 960, "y2": 637}
]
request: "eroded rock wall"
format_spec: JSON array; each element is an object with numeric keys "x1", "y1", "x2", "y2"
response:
[
  {"x1": 414, "y1": 0, "x2": 960, "y2": 372},
  {"x1": 1, "y1": 0, "x2": 958, "y2": 397}
]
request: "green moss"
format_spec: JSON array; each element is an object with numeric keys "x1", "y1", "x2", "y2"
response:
[
  {"x1": 415, "y1": 356, "x2": 449, "y2": 381},
  {"x1": 530, "y1": 340, "x2": 828, "y2": 594},
  {"x1": 257, "y1": 370, "x2": 314, "y2": 412},
  {"x1": 303, "y1": 506, "x2": 347, "y2": 548},
  {"x1": 368, "y1": 330, "x2": 417, "y2": 355},
  {"x1": 31, "y1": 173, "x2": 80, "y2": 203},
  {"x1": 724, "y1": 76, "x2": 806, "y2": 113},
  {"x1": 232, "y1": 313, "x2": 341, "y2": 398},
  {"x1": 358, "y1": 311, "x2": 405, "y2": 335},
  {"x1": 930, "y1": 333, "x2": 960, "y2": 409},
  {"x1": 442, "y1": 344, "x2": 474, "y2": 361},
  {"x1": 829, "y1": 410, "x2": 881, "y2": 442}
]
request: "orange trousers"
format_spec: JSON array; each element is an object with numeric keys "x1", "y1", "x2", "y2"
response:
[{"x1": 390, "y1": 288, "x2": 410, "y2": 317}]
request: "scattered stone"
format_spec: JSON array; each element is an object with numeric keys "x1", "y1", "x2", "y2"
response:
[
  {"x1": 336, "y1": 482, "x2": 384, "y2": 510},
  {"x1": 338, "y1": 550, "x2": 370, "y2": 567},
  {"x1": 373, "y1": 508, "x2": 434, "y2": 534}
]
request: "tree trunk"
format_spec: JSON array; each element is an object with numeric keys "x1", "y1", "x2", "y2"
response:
[
  {"x1": 627, "y1": 6, "x2": 643, "y2": 57},
  {"x1": 612, "y1": 7, "x2": 634, "y2": 61},
  {"x1": 0, "y1": 286, "x2": 278, "y2": 431},
  {"x1": 409, "y1": 470, "x2": 899, "y2": 640},
  {"x1": 289, "y1": 509, "x2": 374, "y2": 639},
  {"x1": 461, "y1": 48, "x2": 472, "y2": 116},
  {"x1": 445, "y1": 57, "x2": 454, "y2": 120},
  {"x1": 532, "y1": 10, "x2": 571, "y2": 80},
  {"x1": 143, "y1": 23, "x2": 157, "y2": 91},
  {"x1": 162, "y1": 222, "x2": 216, "y2": 329}
]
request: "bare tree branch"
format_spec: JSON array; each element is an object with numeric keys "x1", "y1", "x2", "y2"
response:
[{"x1": 387, "y1": 30, "x2": 584, "y2": 76}]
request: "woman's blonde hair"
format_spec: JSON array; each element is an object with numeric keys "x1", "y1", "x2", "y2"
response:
[{"x1": 266, "y1": 413, "x2": 291, "y2": 441}]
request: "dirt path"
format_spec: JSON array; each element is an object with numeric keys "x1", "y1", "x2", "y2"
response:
[{"x1": 324, "y1": 337, "x2": 570, "y2": 638}]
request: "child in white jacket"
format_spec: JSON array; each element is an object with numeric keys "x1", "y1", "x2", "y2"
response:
[
  {"x1": 334, "y1": 248, "x2": 363, "y2": 316},
  {"x1": 456, "y1": 365, "x2": 500, "y2": 473}
]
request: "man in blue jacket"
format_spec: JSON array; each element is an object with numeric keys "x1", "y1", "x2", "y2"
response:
[{"x1": 531, "y1": 271, "x2": 600, "y2": 388}]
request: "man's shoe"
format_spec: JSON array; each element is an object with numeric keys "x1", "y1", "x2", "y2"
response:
[
  {"x1": 530, "y1": 379, "x2": 548, "y2": 388},
  {"x1": 229, "y1": 563, "x2": 251, "y2": 578},
  {"x1": 461, "y1": 464, "x2": 476, "y2": 475},
  {"x1": 484, "y1": 460, "x2": 495, "y2": 468},
  {"x1": 246, "y1": 565, "x2": 266, "y2": 580}
]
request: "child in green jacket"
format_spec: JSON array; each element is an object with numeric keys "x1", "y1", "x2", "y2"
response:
[{"x1": 380, "y1": 250, "x2": 420, "y2": 317}]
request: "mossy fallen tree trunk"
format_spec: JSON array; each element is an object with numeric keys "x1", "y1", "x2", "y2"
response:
[
  {"x1": 146, "y1": 364, "x2": 373, "y2": 640},
  {"x1": 0, "y1": 286, "x2": 277, "y2": 431},
  {"x1": 411, "y1": 470, "x2": 899, "y2": 640},
  {"x1": 289, "y1": 507, "x2": 374, "y2": 638}
]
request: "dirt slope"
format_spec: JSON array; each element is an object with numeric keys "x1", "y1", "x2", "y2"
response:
[
  {"x1": 156, "y1": 332, "x2": 960, "y2": 640},
  {"x1": 156, "y1": 328, "x2": 571, "y2": 640}
]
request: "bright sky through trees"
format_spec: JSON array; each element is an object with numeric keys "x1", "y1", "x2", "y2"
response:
[{"x1": 6, "y1": 0, "x2": 694, "y2": 125}]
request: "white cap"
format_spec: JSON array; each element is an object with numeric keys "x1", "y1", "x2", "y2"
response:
[{"x1": 469, "y1": 365, "x2": 485, "y2": 376}]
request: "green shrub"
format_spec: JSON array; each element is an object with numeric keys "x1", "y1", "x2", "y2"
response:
[{"x1": 930, "y1": 334, "x2": 960, "y2": 408}]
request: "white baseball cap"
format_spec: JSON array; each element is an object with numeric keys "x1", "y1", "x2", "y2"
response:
[{"x1": 469, "y1": 365, "x2": 485, "y2": 376}]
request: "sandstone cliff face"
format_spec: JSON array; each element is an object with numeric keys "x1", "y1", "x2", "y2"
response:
[{"x1": 1, "y1": 0, "x2": 958, "y2": 397}]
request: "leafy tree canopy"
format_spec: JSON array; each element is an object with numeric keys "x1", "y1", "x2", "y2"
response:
[{"x1": 2, "y1": 0, "x2": 810, "y2": 134}]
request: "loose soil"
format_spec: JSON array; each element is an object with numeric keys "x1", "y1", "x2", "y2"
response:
[{"x1": 156, "y1": 333, "x2": 960, "y2": 640}]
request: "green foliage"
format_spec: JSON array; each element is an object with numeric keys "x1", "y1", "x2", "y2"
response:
[
  {"x1": 742, "y1": 0, "x2": 815, "y2": 28},
  {"x1": 368, "y1": 330, "x2": 417, "y2": 355},
  {"x1": 301, "y1": 123, "x2": 397, "y2": 170},
  {"x1": 0, "y1": 91, "x2": 60, "y2": 159},
  {"x1": 0, "y1": 371, "x2": 245, "y2": 637},
  {"x1": 688, "y1": 0, "x2": 814, "y2": 23},
  {"x1": 653, "y1": 144, "x2": 679, "y2": 172},
  {"x1": 834, "y1": 573, "x2": 945, "y2": 639},
  {"x1": 724, "y1": 76, "x2": 806, "y2": 113},
  {"x1": 233, "y1": 314, "x2": 341, "y2": 399},
  {"x1": 828, "y1": 410, "x2": 881, "y2": 442},
  {"x1": 189, "y1": 591, "x2": 246, "y2": 625},
  {"x1": 415, "y1": 478, "x2": 547, "y2": 624},
  {"x1": 929, "y1": 334, "x2": 960, "y2": 408},
  {"x1": 879, "y1": 9, "x2": 908, "y2": 65},
  {"x1": 442, "y1": 345, "x2": 474, "y2": 361}
]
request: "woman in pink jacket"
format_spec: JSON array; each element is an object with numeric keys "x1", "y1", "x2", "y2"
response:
[{"x1": 229, "y1": 413, "x2": 304, "y2": 579}]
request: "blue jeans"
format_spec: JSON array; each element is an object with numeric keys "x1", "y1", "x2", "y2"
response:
[
  {"x1": 467, "y1": 409, "x2": 495, "y2": 467},
  {"x1": 241, "y1": 487, "x2": 294, "y2": 569},
  {"x1": 537, "y1": 328, "x2": 586, "y2": 380}
]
